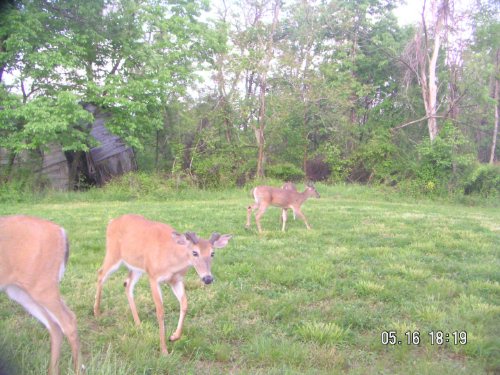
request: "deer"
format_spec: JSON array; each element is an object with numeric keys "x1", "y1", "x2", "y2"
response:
[
  {"x1": 0, "y1": 215, "x2": 81, "y2": 375},
  {"x1": 93, "y1": 214, "x2": 231, "y2": 354},
  {"x1": 246, "y1": 183, "x2": 320, "y2": 233}
]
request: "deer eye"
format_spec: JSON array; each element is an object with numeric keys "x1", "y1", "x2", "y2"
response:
[{"x1": 192, "y1": 251, "x2": 199, "y2": 257}]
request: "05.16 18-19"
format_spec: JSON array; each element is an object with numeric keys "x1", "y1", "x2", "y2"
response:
[{"x1": 381, "y1": 330, "x2": 467, "y2": 345}]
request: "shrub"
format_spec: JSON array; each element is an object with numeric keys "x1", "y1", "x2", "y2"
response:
[
  {"x1": 314, "y1": 143, "x2": 349, "y2": 183},
  {"x1": 464, "y1": 164, "x2": 500, "y2": 197},
  {"x1": 348, "y1": 131, "x2": 398, "y2": 184},
  {"x1": 413, "y1": 122, "x2": 475, "y2": 194},
  {"x1": 265, "y1": 163, "x2": 305, "y2": 182},
  {"x1": 101, "y1": 172, "x2": 169, "y2": 198}
]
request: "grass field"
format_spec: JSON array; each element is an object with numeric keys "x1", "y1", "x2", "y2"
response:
[{"x1": 0, "y1": 184, "x2": 499, "y2": 374}]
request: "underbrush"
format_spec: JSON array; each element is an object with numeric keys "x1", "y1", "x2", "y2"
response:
[{"x1": 0, "y1": 170, "x2": 498, "y2": 208}]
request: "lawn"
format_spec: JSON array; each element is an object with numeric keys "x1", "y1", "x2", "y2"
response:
[{"x1": 0, "y1": 185, "x2": 499, "y2": 374}]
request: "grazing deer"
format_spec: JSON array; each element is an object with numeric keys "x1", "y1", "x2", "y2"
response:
[
  {"x1": 93, "y1": 214, "x2": 231, "y2": 354},
  {"x1": 0, "y1": 215, "x2": 81, "y2": 375},
  {"x1": 246, "y1": 184, "x2": 320, "y2": 233}
]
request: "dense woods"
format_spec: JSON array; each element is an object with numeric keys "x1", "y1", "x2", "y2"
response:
[{"x1": 0, "y1": 0, "x2": 499, "y2": 196}]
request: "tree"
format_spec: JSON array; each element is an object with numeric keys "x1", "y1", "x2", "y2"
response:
[
  {"x1": 400, "y1": 0, "x2": 453, "y2": 142},
  {"x1": 0, "y1": 0, "x2": 220, "y2": 185}
]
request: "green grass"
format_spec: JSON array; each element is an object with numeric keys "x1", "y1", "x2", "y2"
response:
[{"x1": 0, "y1": 184, "x2": 499, "y2": 374}]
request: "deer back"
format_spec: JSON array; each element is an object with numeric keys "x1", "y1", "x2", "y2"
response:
[
  {"x1": 107, "y1": 214, "x2": 191, "y2": 278},
  {"x1": 0, "y1": 215, "x2": 67, "y2": 288}
]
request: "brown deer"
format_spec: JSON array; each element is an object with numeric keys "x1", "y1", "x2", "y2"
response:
[
  {"x1": 0, "y1": 215, "x2": 81, "y2": 375},
  {"x1": 246, "y1": 184, "x2": 320, "y2": 233},
  {"x1": 93, "y1": 214, "x2": 231, "y2": 354}
]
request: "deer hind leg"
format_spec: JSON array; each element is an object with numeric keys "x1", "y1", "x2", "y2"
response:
[
  {"x1": 38, "y1": 293, "x2": 81, "y2": 375},
  {"x1": 124, "y1": 270, "x2": 143, "y2": 325},
  {"x1": 246, "y1": 203, "x2": 258, "y2": 229},
  {"x1": 94, "y1": 256, "x2": 122, "y2": 317},
  {"x1": 169, "y1": 280, "x2": 187, "y2": 342},
  {"x1": 6, "y1": 286, "x2": 77, "y2": 375},
  {"x1": 6, "y1": 286, "x2": 64, "y2": 375},
  {"x1": 254, "y1": 204, "x2": 268, "y2": 233},
  {"x1": 148, "y1": 277, "x2": 168, "y2": 354}
]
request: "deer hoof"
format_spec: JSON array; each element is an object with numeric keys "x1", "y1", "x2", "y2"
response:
[{"x1": 169, "y1": 333, "x2": 181, "y2": 341}]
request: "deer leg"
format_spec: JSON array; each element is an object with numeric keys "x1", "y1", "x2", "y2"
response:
[
  {"x1": 94, "y1": 258, "x2": 122, "y2": 316},
  {"x1": 281, "y1": 209, "x2": 288, "y2": 231},
  {"x1": 294, "y1": 209, "x2": 311, "y2": 229},
  {"x1": 45, "y1": 317, "x2": 64, "y2": 375},
  {"x1": 38, "y1": 294, "x2": 81, "y2": 375},
  {"x1": 149, "y1": 277, "x2": 168, "y2": 354},
  {"x1": 246, "y1": 203, "x2": 257, "y2": 228},
  {"x1": 255, "y1": 204, "x2": 268, "y2": 233},
  {"x1": 5, "y1": 286, "x2": 64, "y2": 375},
  {"x1": 124, "y1": 270, "x2": 143, "y2": 325},
  {"x1": 168, "y1": 280, "x2": 187, "y2": 342}
]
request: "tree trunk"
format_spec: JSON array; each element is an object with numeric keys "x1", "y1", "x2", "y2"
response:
[
  {"x1": 5, "y1": 152, "x2": 16, "y2": 181},
  {"x1": 427, "y1": 26, "x2": 441, "y2": 142},
  {"x1": 490, "y1": 74, "x2": 499, "y2": 164},
  {"x1": 254, "y1": 0, "x2": 280, "y2": 178}
]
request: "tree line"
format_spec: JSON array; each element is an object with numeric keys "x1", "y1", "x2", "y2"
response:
[{"x1": 0, "y1": 0, "x2": 499, "y2": 196}]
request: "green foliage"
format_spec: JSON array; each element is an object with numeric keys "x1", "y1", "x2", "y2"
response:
[
  {"x1": 464, "y1": 164, "x2": 500, "y2": 197},
  {"x1": 296, "y1": 321, "x2": 351, "y2": 346},
  {"x1": 413, "y1": 123, "x2": 475, "y2": 194},
  {"x1": 0, "y1": 91, "x2": 94, "y2": 154},
  {"x1": 265, "y1": 163, "x2": 305, "y2": 182},
  {"x1": 315, "y1": 143, "x2": 350, "y2": 183},
  {"x1": 192, "y1": 150, "x2": 244, "y2": 189},
  {"x1": 348, "y1": 131, "x2": 399, "y2": 184}
]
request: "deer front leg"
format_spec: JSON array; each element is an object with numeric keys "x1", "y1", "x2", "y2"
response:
[
  {"x1": 294, "y1": 208, "x2": 311, "y2": 229},
  {"x1": 169, "y1": 280, "x2": 187, "y2": 342},
  {"x1": 281, "y1": 209, "x2": 288, "y2": 231},
  {"x1": 149, "y1": 277, "x2": 168, "y2": 354}
]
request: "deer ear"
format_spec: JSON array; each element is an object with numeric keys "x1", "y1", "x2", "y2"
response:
[
  {"x1": 209, "y1": 232, "x2": 221, "y2": 244},
  {"x1": 185, "y1": 232, "x2": 199, "y2": 244},
  {"x1": 172, "y1": 231, "x2": 188, "y2": 245},
  {"x1": 212, "y1": 234, "x2": 232, "y2": 249}
]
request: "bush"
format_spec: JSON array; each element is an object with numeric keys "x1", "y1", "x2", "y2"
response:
[
  {"x1": 101, "y1": 172, "x2": 170, "y2": 199},
  {"x1": 265, "y1": 163, "x2": 305, "y2": 182},
  {"x1": 348, "y1": 131, "x2": 398, "y2": 184},
  {"x1": 0, "y1": 167, "x2": 50, "y2": 203},
  {"x1": 314, "y1": 144, "x2": 349, "y2": 183},
  {"x1": 412, "y1": 122, "x2": 475, "y2": 194},
  {"x1": 192, "y1": 153, "x2": 239, "y2": 189},
  {"x1": 464, "y1": 164, "x2": 500, "y2": 197}
]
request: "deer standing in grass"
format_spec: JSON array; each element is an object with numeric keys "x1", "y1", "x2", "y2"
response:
[
  {"x1": 0, "y1": 215, "x2": 81, "y2": 375},
  {"x1": 93, "y1": 214, "x2": 231, "y2": 354},
  {"x1": 246, "y1": 184, "x2": 320, "y2": 233}
]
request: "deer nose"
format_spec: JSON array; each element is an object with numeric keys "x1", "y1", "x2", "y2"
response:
[{"x1": 202, "y1": 275, "x2": 213, "y2": 285}]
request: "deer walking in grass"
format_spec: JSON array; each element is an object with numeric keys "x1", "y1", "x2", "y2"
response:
[
  {"x1": 246, "y1": 184, "x2": 320, "y2": 233},
  {"x1": 93, "y1": 214, "x2": 231, "y2": 354},
  {"x1": 0, "y1": 215, "x2": 81, "y2": 375}
]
